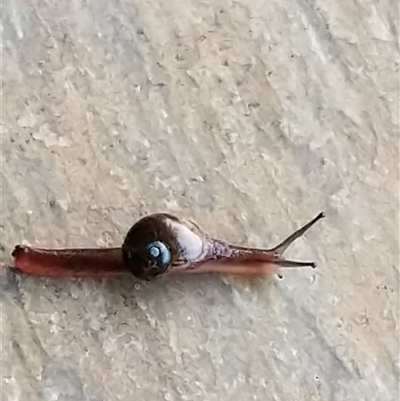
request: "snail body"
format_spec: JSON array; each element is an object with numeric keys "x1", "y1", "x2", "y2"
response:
[{"x1": 12, "y1": 212, "x2": 325, "y2": 280}]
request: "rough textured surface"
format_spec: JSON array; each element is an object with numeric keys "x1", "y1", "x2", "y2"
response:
[{"x1": 1, "y1": 0, "x2": 399, "y2": 400}]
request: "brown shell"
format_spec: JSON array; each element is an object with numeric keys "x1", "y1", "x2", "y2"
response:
[{"x1": 121, "y1": 213, "x2": 211, "y2": 279}]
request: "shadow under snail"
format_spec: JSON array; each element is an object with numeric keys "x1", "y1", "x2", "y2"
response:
[{"x1": 11, "y1": 211, "x2": 325, "y2": 280}]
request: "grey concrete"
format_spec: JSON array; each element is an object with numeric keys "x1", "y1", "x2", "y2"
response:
[{"x1": 1, "y1": 0, "x2": 398, "y2": 400}]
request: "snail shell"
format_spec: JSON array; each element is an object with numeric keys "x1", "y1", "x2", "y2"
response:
[{"x1": 122, "y1": 213, "x2": 213, "y2": 279}]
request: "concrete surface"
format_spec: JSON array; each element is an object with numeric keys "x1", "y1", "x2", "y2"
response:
[{"x1": 1, "y1": 0, "x2": 399, "y2": 400}]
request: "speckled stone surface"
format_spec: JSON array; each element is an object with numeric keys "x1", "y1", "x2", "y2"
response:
[{"x1": 1, "y1": 0, "x2": 399, "y2": 400}]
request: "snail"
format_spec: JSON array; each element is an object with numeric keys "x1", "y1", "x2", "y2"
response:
[{"x1": 11, "y1": 212, "x2": 325, "y2": 280}]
